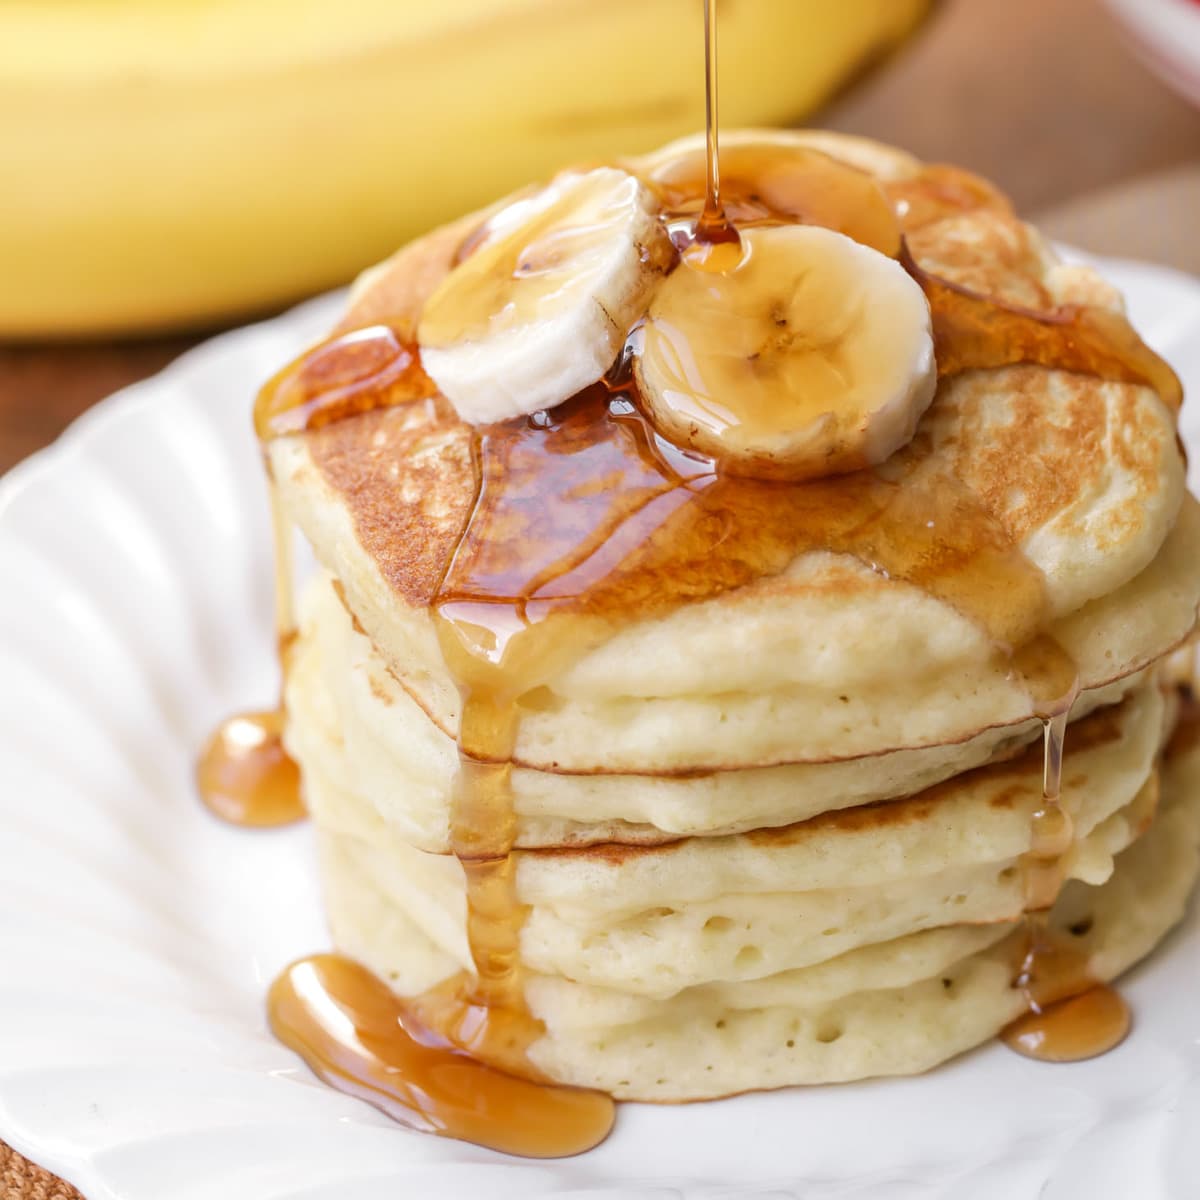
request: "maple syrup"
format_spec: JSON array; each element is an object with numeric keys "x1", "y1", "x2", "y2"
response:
[
  {"x1": 255, "y1": 324, "x2": 437, "y2": 440},
  {"x1": 1002, "y1": 984, "x2": 1131, "y2": 1062},
  {"x1": 268, "y1": 954, "x2": 613, "y2": 1157},
  {"x1": 1012, "y1": 635, "x2": 1080, "y2": 910},
  {"x1": 430, "y1": 387, "x2": 1044, "y2": 647},
  {"x1": 196, "y1": 485, "x2": 304, "y2": 828},
  {"x1": 195, "y1": 708, "x2": 302, "y2": 827},
  {"x1": 902, "y1": 245, "x2": 1183, "y2": 410},
  {"x1": 693, "y1": 0, "x2": 735, "y2": 250},
  {"x1": 199, "y1": 0, "x2": 1190, "y2": 1150},
  {"x1": 649, "y1": 142, "x2": 901, "y2": 258},
  {"x1": 1001, "y1": 916, "x2": 1131, "y2": 1063},
  {"x1": 998, "y1": 632, "x2": 1136, "y2": 1064}
]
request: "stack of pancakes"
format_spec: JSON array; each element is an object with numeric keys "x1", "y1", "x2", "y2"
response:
[{"x1": 269, "y1": 132, "x2": 1200, "y2": 1101}]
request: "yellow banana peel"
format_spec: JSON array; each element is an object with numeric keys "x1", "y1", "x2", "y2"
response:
[{"x1": 0, "y1": 0, "x2": 929, "y2": 336}]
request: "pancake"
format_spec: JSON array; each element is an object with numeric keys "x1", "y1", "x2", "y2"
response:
[
  {"x1": 314, "y1": 731, "x2": 1200, "y2": 1100},
  {"x1": 268, "y1": 128, "x2": 1188, "y2": 772},
  {"x1": 253, "y1": 128, "x2": 1200, "y2": 1120},
  {"x1": 309, "y1": 676, "x2": 1168, "y2": 997},
  {"x1": 286, "y1": 566, "x2": 1162, "y2": 847},
  {"x1": 320, "y1": 771, "x2": 1160, "y2": 996},
  {"x1": 268, "y1": 263, "x2": 1191, "y2": 772},
  {"x1": 273, "y1": 478, "x2": 1200, "y2": 777}
]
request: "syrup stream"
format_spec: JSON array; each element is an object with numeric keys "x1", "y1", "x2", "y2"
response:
[{"x1": 698, "y1": 0, "x2": 724, "y2": 239}]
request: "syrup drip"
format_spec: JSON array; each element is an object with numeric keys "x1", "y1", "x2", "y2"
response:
[
  {"x1": 255, "y1": 324, "x2": 437, "y2": 440},
  {"x1": 1002, "y1": 909, "x2": 1132, "y2": 1063},
  {"x1": 1020, "y1": 646, "x2": 1078, "y2": 957},
  {"x1": 1024, "y1": 710, "x2": 1075, "y2": 913},
  {"x1": 999, "y1": 636, "x2": 1132, "y2": 1063},
  {"x1": 195, "y1": 707, "x2": 301, "y2": 827},
  {"x1": 250, "y1": 378, "x2": 623, "y2": 1153},
  {"x1": 902, "y1": 244, "x2": 1183, "y2": 410},
  {"x1": 1002, "y1": 985, "x2": 1131, "y2": 1063},
  {"x1": 196, "y1": 483, "x2": 304, "y2": 827},
  {"x1": 249, "y1": 406, "x2": 616, "y2": 1153},
  {"x1": 268, "y1": 954, "x2": 613, "y2": 1158}
]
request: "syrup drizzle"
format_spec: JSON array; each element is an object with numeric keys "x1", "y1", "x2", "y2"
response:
[
  {"x1": 201, "y1": 0, "x2": 1186, "y2": 1151},
  {"x1": 902, "y1": 245, "x2": 1183, "y2": 410},
  {"x1": 255, "y1": 324, "x2": 437, "y2": 440},
  {"x1": 1001, "y1": 637, "x2": 1131, "y2": 1062},
  {"x1": 254, "y1": 340, "x2": 617, "y2": 1155},
  {"x1": 195, "y1": 482, "x2": 304, "y2": 827},
  {"x1": 678, "y1": 0, "x2": 738, "y2": 272},
  {"x1": 696, "y1": 0, "x2": 731, "y2": 245}
]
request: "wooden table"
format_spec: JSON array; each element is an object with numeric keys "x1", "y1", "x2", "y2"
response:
[{"x1": 4, "y1": 0, "x2": 1200, "y2": 1194}]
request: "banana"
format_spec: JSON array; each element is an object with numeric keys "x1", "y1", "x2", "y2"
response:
[
  {"x1": 0, "y1": 0, "x2": 930, "y2": 336},
  {"x1": 418, "y1": 168, "x2": 673, "y2": 424},
  {"x1": 633, "y1": 225, "x2": 935, "y2": 480}
]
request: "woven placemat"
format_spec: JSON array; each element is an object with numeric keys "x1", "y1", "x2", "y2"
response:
[{"x1": 1, "y1": 1141, "x2": 83, "y2": 1200}]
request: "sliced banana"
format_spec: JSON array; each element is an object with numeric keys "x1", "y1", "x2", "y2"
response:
[
  {"x1": 417, "y1": 167, "x2": 673, "y2": 424},
  {"x1": 634, "y1": 225, "x2": 936, "y2": 480}
]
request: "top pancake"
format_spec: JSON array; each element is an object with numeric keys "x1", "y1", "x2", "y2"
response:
[{"x1": 268, "y1": 129, "x2": 1193, "y2": 770}]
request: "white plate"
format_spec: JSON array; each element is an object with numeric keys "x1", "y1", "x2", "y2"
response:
[
  {"x1": 1105, "y1": 0, "x2": 1200, "y2": 109},
  {"x1": 3, "y1": 254, "x2": 1200, "y2": 1200}
]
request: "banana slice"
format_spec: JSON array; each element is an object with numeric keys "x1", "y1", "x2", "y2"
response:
[
  {"x1": 417, "y1": 167, "x2": 673, "y2": 424},
  {"x1": 634, "y1": 224, "x2": 935, "y2": 480}
]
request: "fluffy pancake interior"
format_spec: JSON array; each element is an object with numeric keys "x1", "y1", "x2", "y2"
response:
[
  {"x1": 306, "y1": 675, "x2": 1170, "y2": 999},
  {"x1": 314, "y1": 735, "x2": 1200, "y2": 1100},
  {"x1": 285, "y1": 561, "x2": 1173, "y2": 847},
  {"x1": 272, "y1": 415, "x2": 1200, "y2": 773}
]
